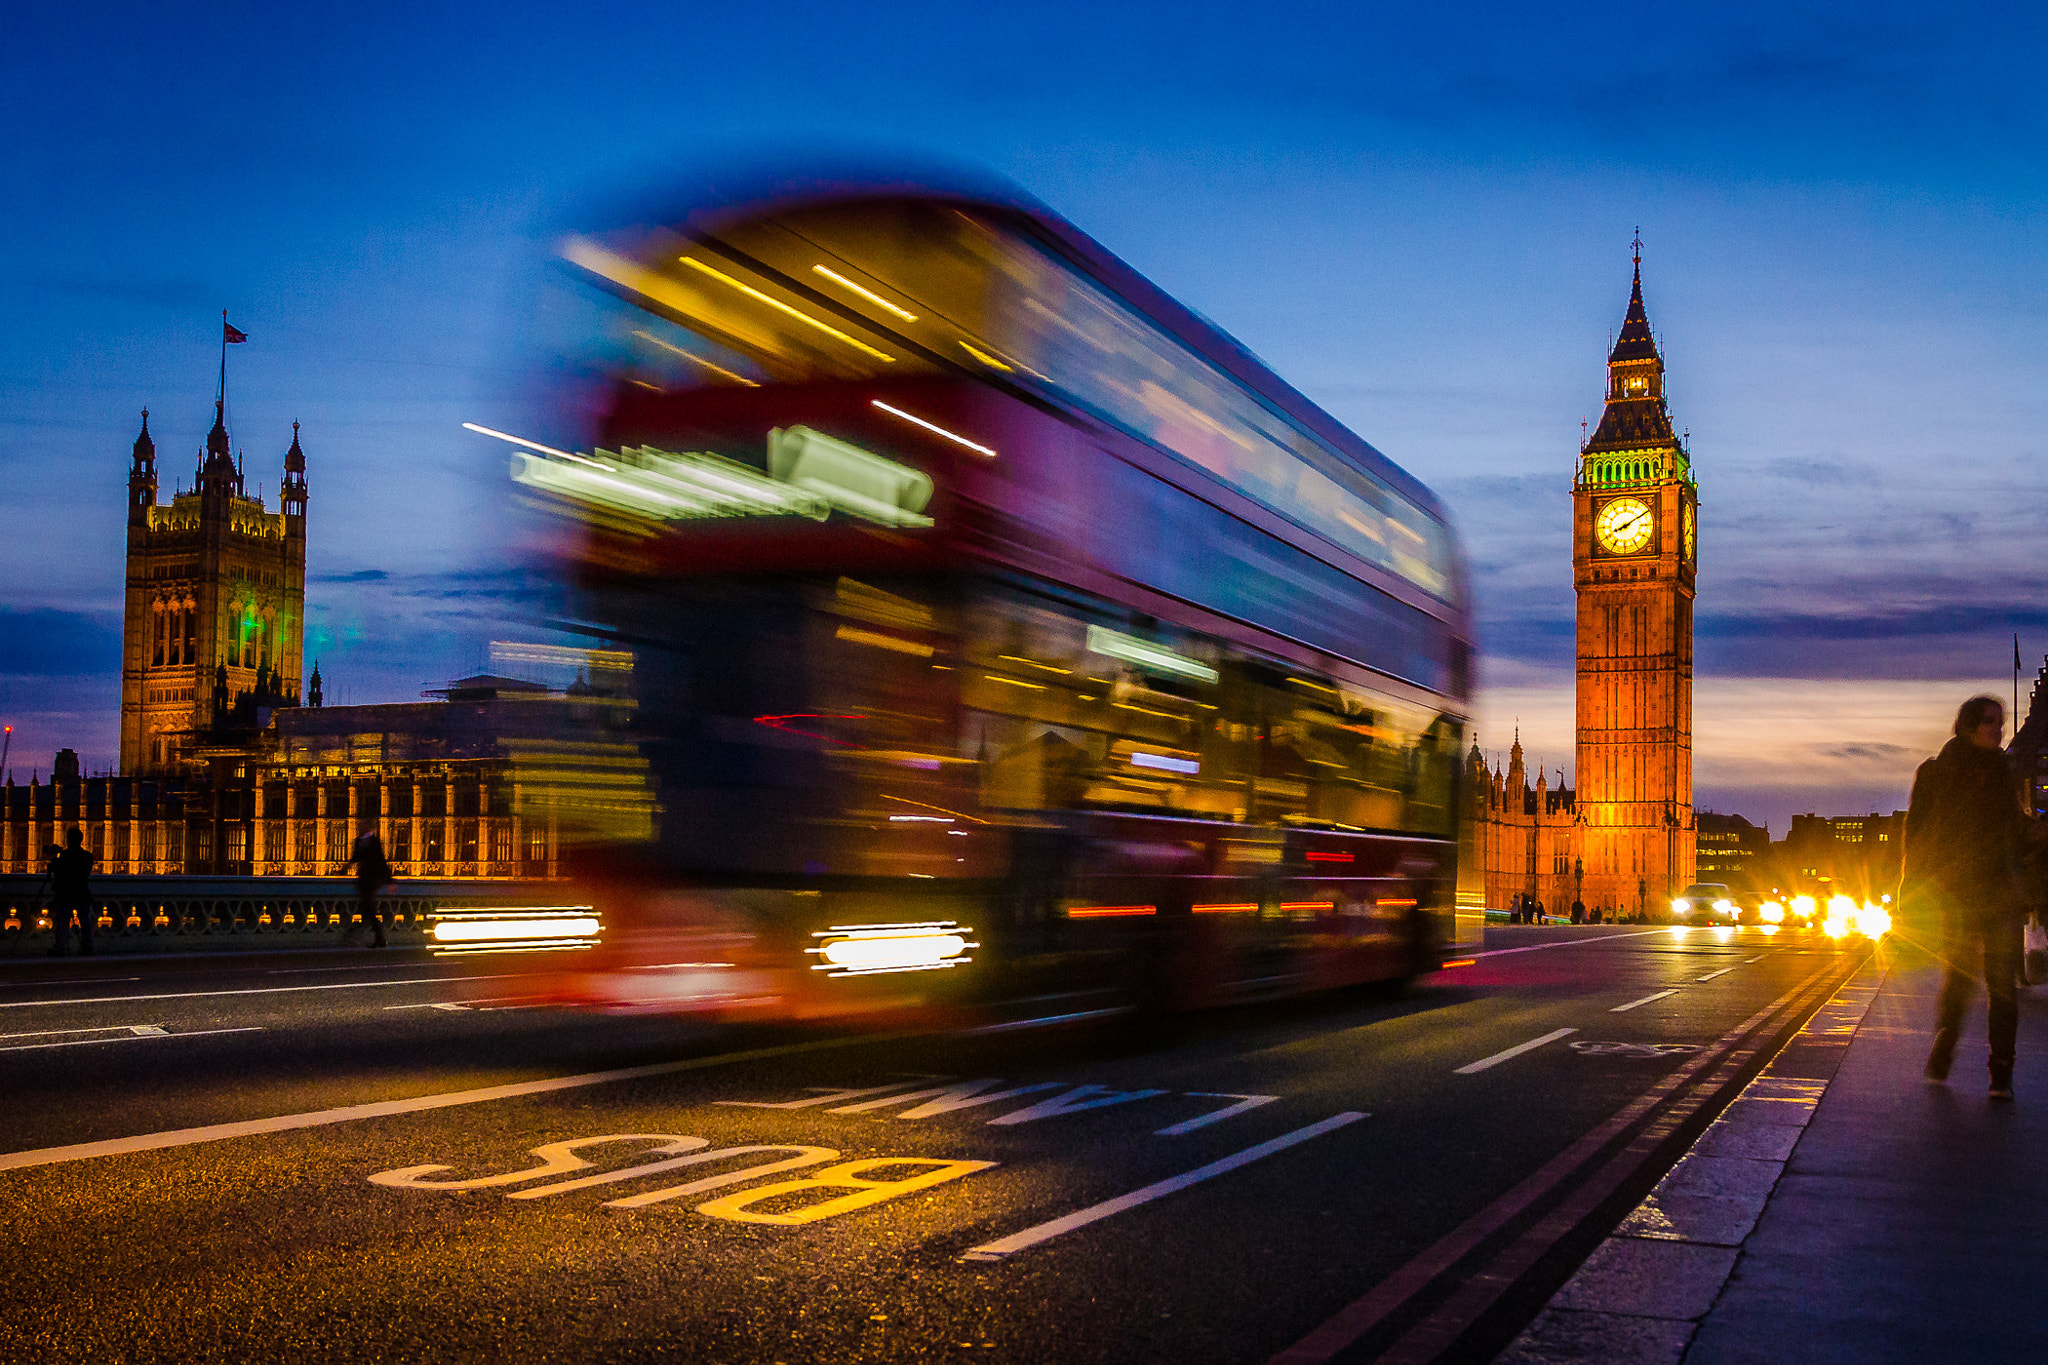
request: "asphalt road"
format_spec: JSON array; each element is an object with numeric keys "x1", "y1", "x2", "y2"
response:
[{"x1": 0, "y1": 925, "x2": 1867, "y2": 1364}]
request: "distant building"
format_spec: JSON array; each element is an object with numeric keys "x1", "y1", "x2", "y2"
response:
[
  {"x1": 1469, "y1": 734, "x2": 1582, "y2": 914},
  {"x1": 1, "y1": 350, "x2": 652, "y2": 880},
  {"x1": 0, "y1": 677, "x2": 612, "y2": 880},
  {"x1": 1767, "y1": 811, "x2": 1906, "y2": 900},
  {"x1": 120, "y1": 404, "x2": 308, "y2": 776},
  {"x1": 1695, "y1": 811, "x2": 1769, "y2": 890},
  {"x1": 2010, "y1": 653, "x2": 2048, "y2": 816}
]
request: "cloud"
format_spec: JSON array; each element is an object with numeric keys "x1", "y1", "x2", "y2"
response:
[{"x1": 313, "y1": 568, "x2": 389, "y2": 583}]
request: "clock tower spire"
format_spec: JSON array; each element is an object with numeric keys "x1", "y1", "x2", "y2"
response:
[{"x1": 1573, "y1": 239, "x2": 1697, "y2": 917}]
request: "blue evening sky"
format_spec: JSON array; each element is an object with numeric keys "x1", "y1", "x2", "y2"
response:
[{"x1": 2, "y1": 2, "x2": 2042, "y2": 830}]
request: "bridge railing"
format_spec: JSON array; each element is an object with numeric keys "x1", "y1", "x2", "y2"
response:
[{"x1": 0, "y1": 874, "x2": 572, "y2": 945}]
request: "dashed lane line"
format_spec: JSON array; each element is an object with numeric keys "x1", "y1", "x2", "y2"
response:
[
  {"x1": 1611, "y1": 989, "x2": 1680, "y2": 1013},
  {"x1": 1743, "y1": 955, "x2": 1766, "y2": 963},
  {"x1": 0, "y1": 976, "x2": 517, "y2": 1009},
  {"x1": 0, "y1": 1033, "x2": 883, "y2": 1172},
  {"x1": 960, "y1": 1111, "x2": 1368, "y2": 1261},
  {"x1": 1452, "y1": 1028, "x2": 1578, "y2": 1075},
  {"x1": 1697, "y1": 967, "x2": 1737, "y2": 981},
  {"x1": 1461, "y1": 929, "x2": 1672, "y2": 960}
]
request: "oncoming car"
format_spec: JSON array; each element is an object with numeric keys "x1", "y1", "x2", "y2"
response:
[{"x1": 1672, "y1": 883, "x2": 1737, "y2": 925}]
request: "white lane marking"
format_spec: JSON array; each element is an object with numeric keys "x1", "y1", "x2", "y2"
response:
[
  {"x1": 1452, "y1": 1028, "x2": 1578, "y2": 1075},
  {"x1": 0, "y1": 976, "x2": 513, "y2": 1009},
  {"x1": 0, "y1": 1034, "x2": 879, "y2": 1172},
  {"x1": 829, "y1": 1079, "x2": 1067, "y2": 1118},
  {"x1": 960, "y1": 1111, "x2": 1367, "y2": 1261},
  {"x1": 1155, "y1": 1093, "x2": 1280, "y2": 1137},
  {"x1": 0, "y1": 1027, "x2": 262, "y2": 1054},
  {"x1": 1697, "y1": 967, "x2": 1737, "y2": 981},
  {"x1": 1743, "y1": 955, "x2": 1766, "y2": 964},
  {"x1": 0, "y1": 1025, "x2": 165, "y2": 1041},
  {"x1": 961, "y1": 1007, "x2": 1131, "y2": 1035},
  {"x1": 1463, "y1": 929, "x2": 1670, "y2": 960},
  {"x1": 715, "y1": 1078, "x2": 949, "y2": 1110},
  {"x1": 7, "y1": 977, "x2": 142, "y2": 987},
  {"x1": 1611, "y1": 989, "x2": 1680, "y2": 1013},
  {"x1": 985, "y1": 1084, "x2": 1169, "y2": 1126}
]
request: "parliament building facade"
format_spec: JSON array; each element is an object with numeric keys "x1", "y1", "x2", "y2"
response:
[{"x1": 0, "y1": 389, "x2": 579, "y2": 881}]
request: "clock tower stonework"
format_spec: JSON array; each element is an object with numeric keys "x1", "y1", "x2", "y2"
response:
[{"x1": 1573, "y1": 246, "x2": 1697, "y2": 916}]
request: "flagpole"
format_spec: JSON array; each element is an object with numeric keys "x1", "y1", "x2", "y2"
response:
[
  {"x1": 2015, "y1": 633, "x2": 2022, "y2": 731},
  {"x1": 219, "y1": 309, "x2": 228, "y2": 408}
]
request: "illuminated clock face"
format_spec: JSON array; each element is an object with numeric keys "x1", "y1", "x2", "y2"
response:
[
  {"x1": 1595, "y1": 497, "x2": 1654, "y2": 555},
  {"x1": 1683, "y1": 502, "x2": 1696, "y2": 560}
]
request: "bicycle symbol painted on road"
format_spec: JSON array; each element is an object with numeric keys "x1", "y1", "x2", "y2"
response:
[{"x1": 1568, "y1": 1041, "x2": 1703, "y2": 1058}]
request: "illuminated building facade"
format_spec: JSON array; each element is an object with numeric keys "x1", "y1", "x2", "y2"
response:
[
  {"x1": 119, "y1": 402, "x2": 308, "y2": 775},
  {"x1": 1469, "y1": 734, "x2": 1582, "y2": 914},
  {"x1": 1572, "y1": 245, "x2": 1697, "y2": 916},
  {"x1": 1695, "y1": 811, "x2": 1768, "y2": 890}
]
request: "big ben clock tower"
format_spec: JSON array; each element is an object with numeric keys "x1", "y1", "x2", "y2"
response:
[{"x1": 1574, "y1": 238, "x2": 1696, "y2": 916}]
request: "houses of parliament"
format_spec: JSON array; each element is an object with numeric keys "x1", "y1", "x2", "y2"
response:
[
  {"x1": 1471, "y1": 247, "x2": 1698, "y2": 917},
  {"x1": 0, "y1": 375, "x2": 576, "y2": 881}
]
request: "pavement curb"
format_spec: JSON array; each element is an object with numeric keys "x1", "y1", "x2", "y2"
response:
[{"x1": 1495, "y1": 956, "x2": 1889, "y2": 1365}]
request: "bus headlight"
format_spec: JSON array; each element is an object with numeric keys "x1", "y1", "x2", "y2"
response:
[{"x1": 810, "y1": 922, "x2": 975, "y2": 976}]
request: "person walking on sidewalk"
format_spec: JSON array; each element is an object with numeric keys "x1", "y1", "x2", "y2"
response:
[
  {"x1": 1904, "y1": 695, "x2": 2040, "y2": 1099},
  {"x1": 47, "y1": 827, "x2": 96, "y2": 957},
  {"x1": 343, "y1": 829, "x2": 392, "y2": 948}
]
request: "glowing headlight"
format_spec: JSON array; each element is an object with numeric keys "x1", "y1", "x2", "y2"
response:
[
  {"x1": 1760, "y1": 902, "x2": 1785, "y2": 924},
  {"x1": 1671, "y1": 898, "x2": 1690, "y2": 914},
  {"x1": 1714, "y1": 899, "x2": 1735, "y2": 916},
  {"x1": 810, "y1": 922, "x2": 975, "y2": 976},
  {"x1": 1856, "y1": 903, "x2": 1892, "y2": 939},
  {"x1": 431, "y1": 907, "x2": 602, "y2": 954},
  {"x1": 1791, "y1": 895, "x2": 1817, "y2": 920}
]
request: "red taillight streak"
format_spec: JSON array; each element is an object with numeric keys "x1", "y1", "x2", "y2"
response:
[
  {"x1": 1279, "y1": 901, "x2": 1334, "y2": 912},
  {"x1": 1192, "y1": 903, "x2": 1258, "y2": 915},
  {"x1": 1304, "y1": 852, "x2": 1355, "y2": 863},
  {"x1": 1066, "y1": 905, "x2": 1157, "y2": 919},
  {"x1": 1440, "y1": 958, "x2": 1477, "y2": 969},
  {"x1": 1378, "y1": 898, "x2": 1418, "y2": 908}
]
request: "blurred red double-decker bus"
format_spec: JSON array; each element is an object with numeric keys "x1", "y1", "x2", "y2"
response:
[{"x1": 486, "y1": 164, "x2": 1477, "y2": 1023}]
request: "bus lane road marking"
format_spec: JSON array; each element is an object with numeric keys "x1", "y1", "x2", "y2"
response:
[
  {"x1": 960, "y1": 1111, "x2": 1368, "y2": 1262},
  {"x1": 719, "y1": 1077, "x2": 1280, "y2": 1134},
  {"x1": 368, "y1": 1132, "x2": 995, "y2": 1225},
  {"x1": 0, "y1": 1024, "x2": 264, "y2": 1053},
  {"x1": 1611, "y1": 989, "x2": 1679, "y2": 1012},
  {"x1": 1452, "y1": 1028, "x2": 1577, "y2": 1075},
  {"x1": 1697, "y1": 967, "x2": 1737, "y2": 981},
  {"x1": 0, "y1": 1033, "x2": 884, "y2": 1173}
]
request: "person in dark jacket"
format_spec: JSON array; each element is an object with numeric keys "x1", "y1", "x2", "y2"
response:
[
  {"x1": 1903, "y1": 695, "x2": 2037, "y2": 1098},
  {"x1": 343, "y1": 829, "x2": 392, "y2": 948},
  {"x1": 48, "y1": 827, "x2": 96, "y2": 957}
]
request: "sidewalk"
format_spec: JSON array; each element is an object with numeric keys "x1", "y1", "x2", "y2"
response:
[{"x1": 1501, "y1": 934, "x2": 2048, "y2": 1363}]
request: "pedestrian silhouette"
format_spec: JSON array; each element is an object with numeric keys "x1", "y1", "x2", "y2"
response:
[
  {"x1": 343, "y1": 829, "x2": 392, "y2": 948},
  {"x1": 1904, "y1": 695, "x2": 2040, "y2": 1100},
  {"x1": 48, "y1": 827, "x2": 96, "y2": 957}
]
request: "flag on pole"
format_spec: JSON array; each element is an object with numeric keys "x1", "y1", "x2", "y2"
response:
[{"x1": 223, "y1": 320, "x2": 248, "y2": 344}]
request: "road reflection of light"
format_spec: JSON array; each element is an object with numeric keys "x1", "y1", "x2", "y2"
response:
[
  {"x1": 1713, "y1": 925, "x2": 1735, "y2": 942},
  {"x1": 1760, "y1": 924, "x2": 1781, "y2": 937},
  {"x1": 1670, "y1": 925, "x2": 1691, "y2": 938}
]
